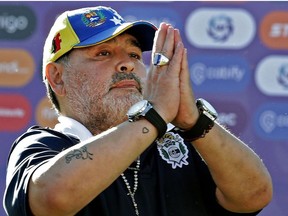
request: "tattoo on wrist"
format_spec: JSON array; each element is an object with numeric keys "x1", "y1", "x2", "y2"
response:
[
  {"x1": 65, "y1": 146, "x2": 93, "y2": 164},
  {"x1": 142, "y1": 127, "x2": 149, "y2": 134}
]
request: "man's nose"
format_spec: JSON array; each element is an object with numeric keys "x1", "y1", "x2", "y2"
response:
[{"x1": 116, "y1": 55, "x2": 135, "y2": 73}]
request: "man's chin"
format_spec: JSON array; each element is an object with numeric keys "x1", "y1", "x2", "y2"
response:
[{"x1": 109, "y1": 88, "x2": 142, "y2": 99}]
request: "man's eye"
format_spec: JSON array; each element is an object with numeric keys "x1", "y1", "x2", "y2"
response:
[
  {"x1": 98, "y1": 51, "x2": 110, "y2": 56},
  {"x1": 130, "y1": 53, "x2": 141, "y2": 59}
]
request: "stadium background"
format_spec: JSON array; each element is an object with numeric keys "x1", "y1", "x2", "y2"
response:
[{"x1": 0, "y1": 1, "x2": 288, "y2": 215}]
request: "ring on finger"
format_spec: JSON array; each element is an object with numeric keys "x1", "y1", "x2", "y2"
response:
[{"x1": 152, "y1": 52, "x2": 170, "y2": 66}]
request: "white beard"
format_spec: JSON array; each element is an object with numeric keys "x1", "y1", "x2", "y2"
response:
[
  {"x1": 64, "y1": 66, "x2": 144, "y2": 134},
  {"x1": 68, "y1": 86, "x2": 143, "y2": 134}
]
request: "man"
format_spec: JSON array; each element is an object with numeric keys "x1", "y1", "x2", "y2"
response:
[{"x1": 3, "y1": 6, "x2": 272, "y2": 216}]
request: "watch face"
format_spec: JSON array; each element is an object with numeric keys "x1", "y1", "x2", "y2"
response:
[
  {"x1": 202, "y1": 100, "x2": 217, "y2": 115},
  {"x1": 127, "y1": 100, "x2": 148, "y2": 116},
  {"x1": 197, "y1": 98, "x2": 218, "y2": 119}
]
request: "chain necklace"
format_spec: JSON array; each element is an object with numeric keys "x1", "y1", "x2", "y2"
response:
[{"x1": 120, "y1": 156, "x2": 141, "y2": 216}]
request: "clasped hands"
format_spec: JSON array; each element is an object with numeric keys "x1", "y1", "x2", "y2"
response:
[{"x1": 144, "y1": 22, "x2": 199, "y2": 131}]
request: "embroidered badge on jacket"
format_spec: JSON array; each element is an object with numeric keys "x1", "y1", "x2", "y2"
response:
[{"x1": 157, "y1": 132, "x2": 189, "y2": 169}]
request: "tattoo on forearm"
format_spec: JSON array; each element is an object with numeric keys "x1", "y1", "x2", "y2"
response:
[
  {"x1": 65, "y1": 146, "x2": 93, "y2": 164},
  {"x1": 142, "y1": 127, "x2": 149, "y2": 134}
]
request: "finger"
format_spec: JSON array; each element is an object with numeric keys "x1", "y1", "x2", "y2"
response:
[
  {"x1": 151, "y1": 26, "x2": 175, "y2": 68},
  {"x1": 181, "y1": 49, "x2": 195, "y2": 108},
  {"x1": 144, "y1": 64, "x2": 161, "y2": 98},
  {"x1": 152, "y1": 22, "x2": 170, "y2": 54},
  {"x1": 152, "y1": 24, "x2": 166, "y2": 53},
  {"x1": 181, "y1": 48, "x2": 189, "y2": 82},
  {"x1": 164, "y1": 41, "x2": 184, "y2": 77},
  {"x1": 174, "y1": 28, "x2": 182, "y2": 50},
  {"x1": 160, "y1": 26, "x2": 175, "y2": 59}
]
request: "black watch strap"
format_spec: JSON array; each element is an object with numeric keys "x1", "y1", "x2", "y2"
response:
[
  {"x1": 145, "y1": 107, "x2": 167, "y2": 138},
  {"x1": 174, "y1": 98, "x2": 217, "y2": 142},
  {"x1": 176, "y1": 114, "x2": 214, "y2": 141}
]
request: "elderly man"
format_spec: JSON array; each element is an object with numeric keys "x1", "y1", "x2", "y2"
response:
[{"x1": 4, "y1": 6, "x2": 272, "y2": 216}]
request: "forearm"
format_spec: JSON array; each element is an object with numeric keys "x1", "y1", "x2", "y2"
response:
[
  {"x1": 192, "y1": 122, "x2": 272, "y2": 213},
  {"x1": 29, "y1": 119, "x2": 158, "y2": 216}
]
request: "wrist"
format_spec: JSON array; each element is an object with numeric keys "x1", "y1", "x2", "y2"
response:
[
  {"x1": 127, "y1": 100, "x2": 167, "y2": 138},
  {"x1": 174, "y1": 98, "x2": 218, "y2": 142}
]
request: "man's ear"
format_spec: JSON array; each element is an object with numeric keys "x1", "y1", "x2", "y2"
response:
[{"x1": 45, "y1": 63, "x2": 66, "y2": 96}]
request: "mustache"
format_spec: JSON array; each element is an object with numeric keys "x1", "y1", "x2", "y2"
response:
[{"x1": 111, "y1": 72, "x2": 143, "y2": 92}]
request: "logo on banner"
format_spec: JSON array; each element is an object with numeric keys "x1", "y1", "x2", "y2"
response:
[
  {"x1": 0, "y1": 94, "x2": 31, "y2": 131},
  {"x1": 0, "y1": 49, "x2": 35, "y2": 87},
  {"x1": 185, "y1": 8, "x2": 255, "y2": 49},
  {"x1": 260, "y1": 11, "x2": 288, "y2": 49},
  {"x1": 189, "y1": 55, "x2": 250, "y2": 93},
  {"x1": 278, "y1": 64, "x2": 288, "y2": 88},
  {"x1": 0, "y1": 5, "x2": 36, "y2": 39},
  {"x1": 207, "y1": 15, "x2": 234, "y2": 42},
  {"x1": 156, "y1": 132, "x2": 189, "y2": 169},
  {"x1": 254, "y1": 103, "x2": 288, "y2": 141},
  {"x1": 255, "y1": 55, "x2": 288, "y2": 96}
]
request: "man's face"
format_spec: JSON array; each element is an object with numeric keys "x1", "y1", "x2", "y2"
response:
[{"x1": 61, "y1": 33, "x2": 147, "y2": 132}]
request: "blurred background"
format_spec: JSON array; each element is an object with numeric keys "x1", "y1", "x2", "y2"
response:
[{"x1": 0, "y1": 1, "x2": 287, "y2": 215}]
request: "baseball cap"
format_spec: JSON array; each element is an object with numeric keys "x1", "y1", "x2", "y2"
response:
[{"x1": 43, "y1": 6, "x2": 157, "y2": 66}]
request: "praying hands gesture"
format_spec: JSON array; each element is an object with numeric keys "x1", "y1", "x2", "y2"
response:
[
  {"x1": 146, "y1": 22, "x2": 272, "y2": 213},
  {"x1": 145, "y1": 23, "x2": 198, "y2": 129}
]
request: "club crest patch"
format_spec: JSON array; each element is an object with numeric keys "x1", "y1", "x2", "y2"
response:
[
  {"x1": 156, "y1": 131, "x2": 189, "y2": 169},
  {"x1": 82, "y1": 10, "x2": 107, "y2": 27}
]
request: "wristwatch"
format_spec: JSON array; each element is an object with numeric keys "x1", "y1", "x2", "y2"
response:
[
  {"x1": 175, "y1": 98, "x2": 218, "y2": 141},
  {"x1": 127, "y1": 100, "x2": 167, "y2": 138}
]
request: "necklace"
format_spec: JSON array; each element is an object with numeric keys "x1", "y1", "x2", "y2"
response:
[{"x1": 120, "y1": 156, "x2": 140, "y2": 216}]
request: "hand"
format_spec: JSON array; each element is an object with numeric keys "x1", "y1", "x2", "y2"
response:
[
  {"x1": 171, "y1": 31, "x2": 199, "y2": 129},
  {"x1": 144, "y1": 23, "x2": 184, "y2": 124}
]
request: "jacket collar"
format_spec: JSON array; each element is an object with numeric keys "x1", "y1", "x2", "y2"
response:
[{"x1": 54, "y1": 116, "x2": 93, "y2": 141}]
